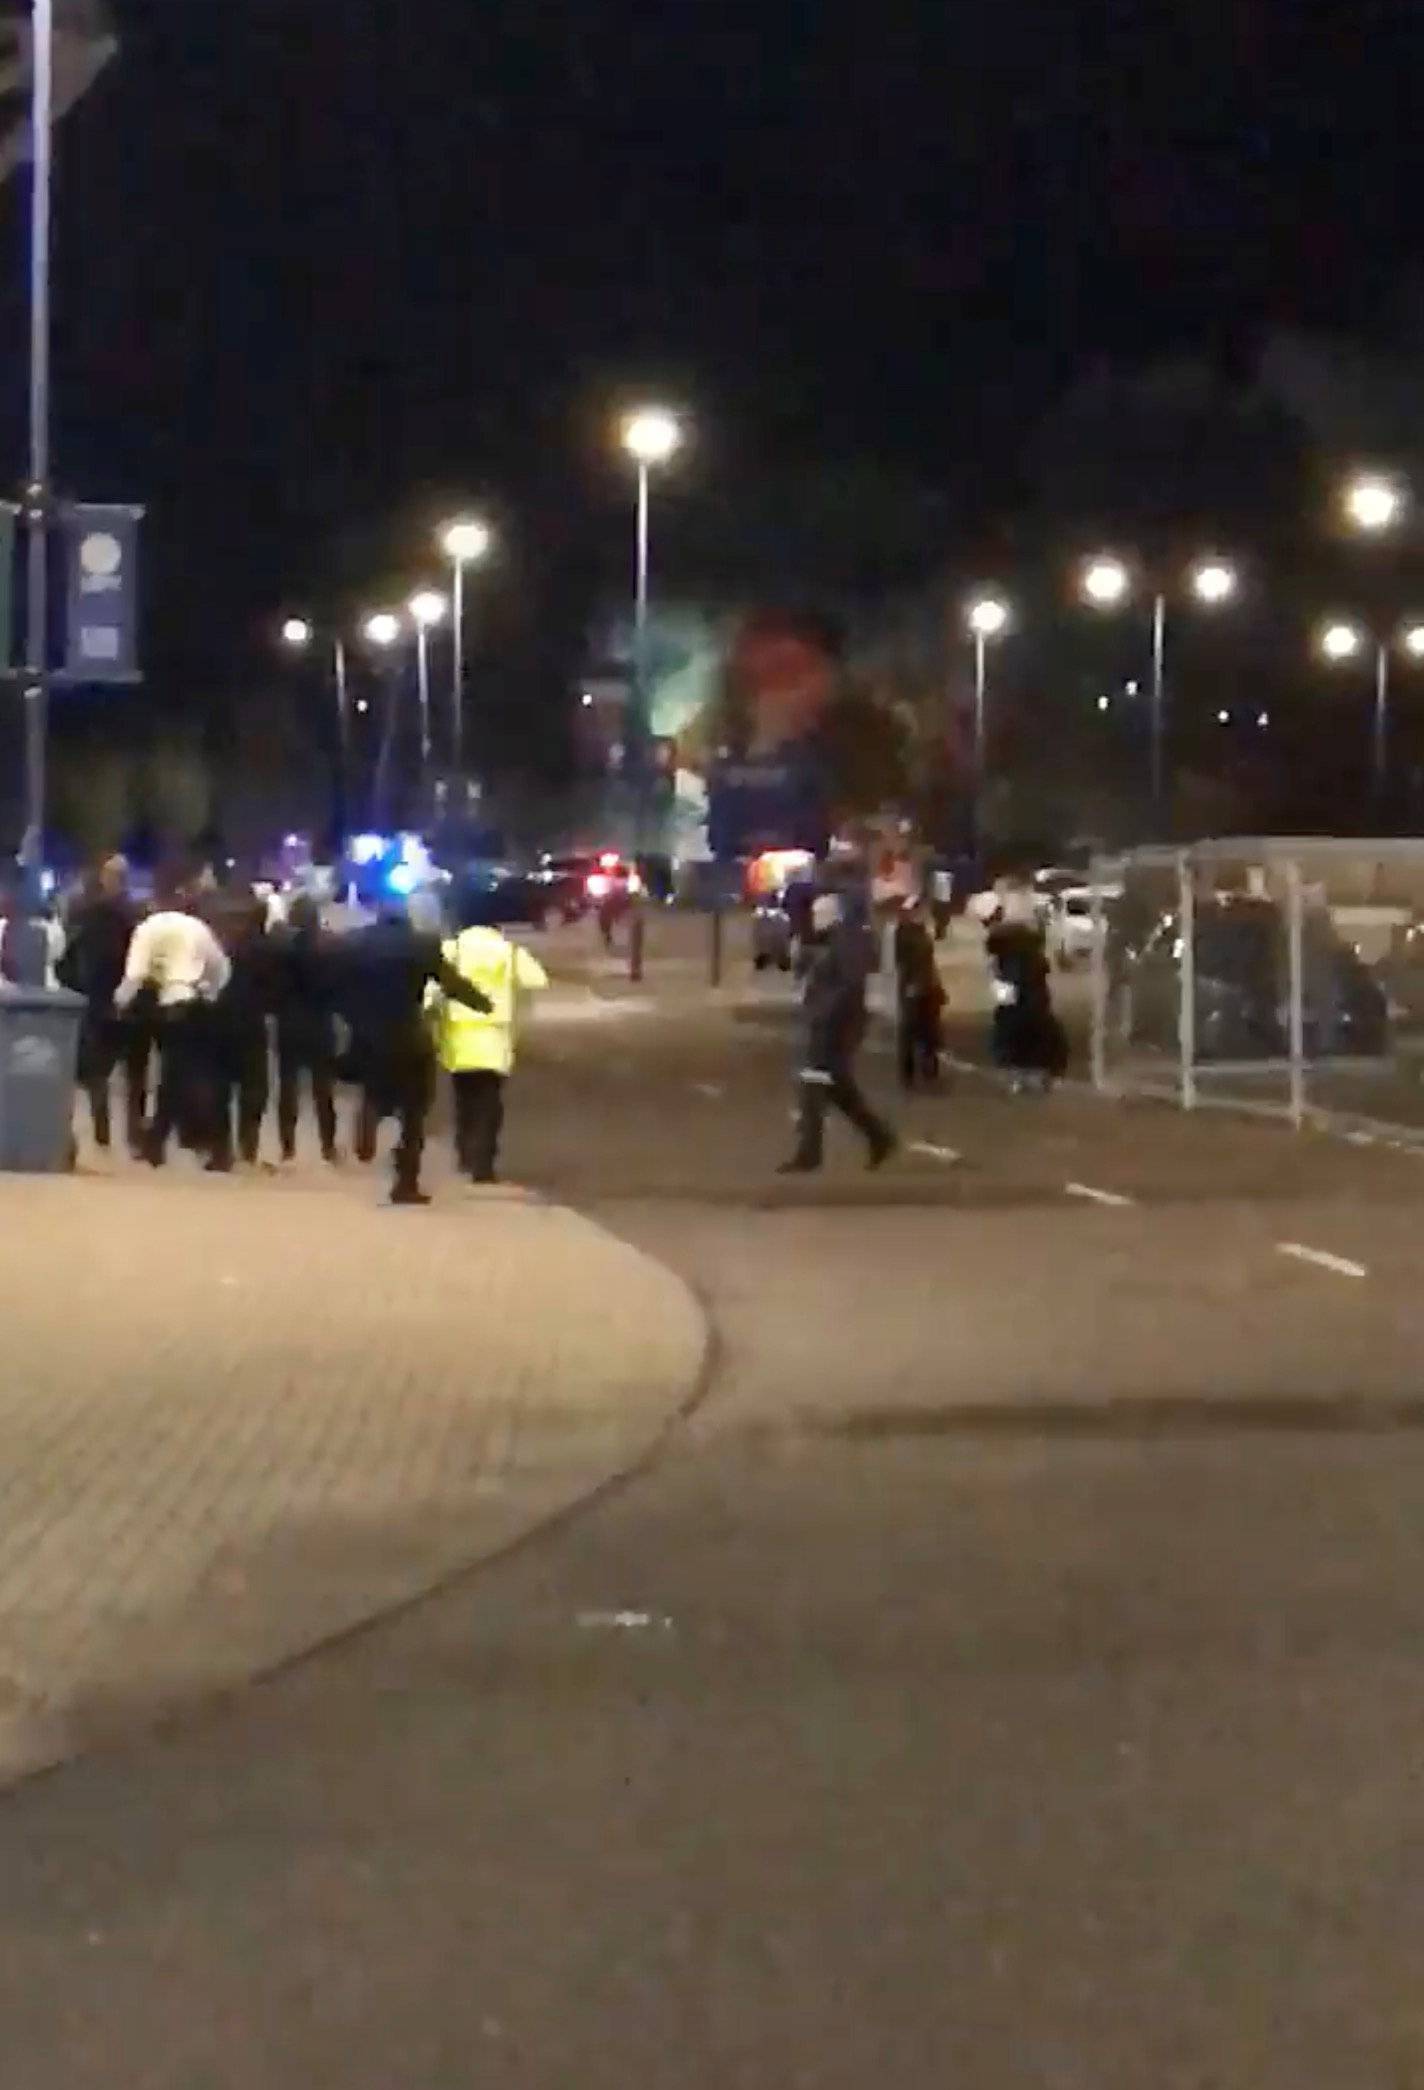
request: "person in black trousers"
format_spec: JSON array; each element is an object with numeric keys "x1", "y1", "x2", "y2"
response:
[
  {"x1": 893, "y1": 896, "x2": 945, "y2": 1091},
  {"x1": 780, "y1": 891, "x2": 896, "y2": 1174},
  {"x1": 337, "y1": 900, "x2": 492, "y2": 1205},
  {"x1": 58, "y1": 855, "x2": 150, "y2": 1154},
  {"x1": 271, "y1": 895, "x2": 340, "y2": 1163},
  {"x1": 206, "y1": 894, "x2": 274, "y2": 1170}
]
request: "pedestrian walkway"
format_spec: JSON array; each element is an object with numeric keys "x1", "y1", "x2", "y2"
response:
[{"x1": 0, "y1": 1169, "x2": 706, "y2": 1783}]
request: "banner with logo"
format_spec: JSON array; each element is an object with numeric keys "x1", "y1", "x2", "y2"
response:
[{"x1": 63, "y1": 503, "x2": 141, "y2": 681}]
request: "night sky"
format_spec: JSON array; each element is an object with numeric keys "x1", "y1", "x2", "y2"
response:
[{"x1": 2, "y1": 0, "x2": 1423, "y2": 716}]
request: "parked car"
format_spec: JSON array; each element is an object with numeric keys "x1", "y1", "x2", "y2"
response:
[{"x1": 1126, "y1": 894, "x2": 1389, "y2": 1059}]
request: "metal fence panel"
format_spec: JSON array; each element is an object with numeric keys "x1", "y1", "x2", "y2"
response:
[{"x1": 1095, "y1": 837, "x2": 1424, "y2": 1141}]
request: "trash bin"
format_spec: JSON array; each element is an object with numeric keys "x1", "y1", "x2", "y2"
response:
[{"x1": 0, "y1": 985, "x2": 84, "y2": 1172}]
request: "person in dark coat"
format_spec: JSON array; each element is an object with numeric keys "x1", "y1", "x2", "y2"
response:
[
  {"x1": 336, "y1": 898, "x2": 492, "y2": 1205},
  {"x1": 985, "y1": 884, "x2": 1069, "y2": 1091},
  {"x1": 58, "y1": 854, "x2": 150, "y2": 1154},
  {"x1": 270, "y1": 895, "x2": 340, "y2": 1163},
  {"x1": 206, "y1": 893, "x2": 275, "y2": 1169},
  {"x1": 779, "y1": 890, "x2": 896, "y2": 1174},
  {"x1": 893, "y1": 896, "x2": 945, "y2": 1090}
]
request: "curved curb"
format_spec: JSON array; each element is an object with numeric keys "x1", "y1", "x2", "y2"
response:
[{"x1": 0, "y1": 1194, "x2": 712, "y2": 1795}]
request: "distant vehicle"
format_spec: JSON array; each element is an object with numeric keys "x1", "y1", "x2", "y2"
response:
[
  {"x1": 1050, "y1": 887, "x2": 1101, "y2": 968},
  {"x1": 1126, "y1": 895, "x2": 1389, "y2": 1059},
  {"x1": 531, "y1": 851, "x2": 643, "y2": 924}
]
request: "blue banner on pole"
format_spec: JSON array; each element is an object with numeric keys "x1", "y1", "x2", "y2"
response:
[
  {"x1": 62, "y1": 503, "x2": 141, "y2": 682},
  {"x1": 707, "y1": 749, "x2": 828, "y2": 859}
]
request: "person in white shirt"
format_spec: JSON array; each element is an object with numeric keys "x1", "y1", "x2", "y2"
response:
[{"x1": 115, "y1": 882, "x2": 230, "y2": 1166}]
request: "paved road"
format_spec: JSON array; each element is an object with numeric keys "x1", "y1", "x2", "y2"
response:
[{"x1": 5, "y1": 925, "x2": 1424, "y2": 2086}]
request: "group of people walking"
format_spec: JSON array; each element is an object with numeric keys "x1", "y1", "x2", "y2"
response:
[
  {"x1": 52, "y1": 857, "x2": 547, "y2": 1203},
  {"x1": 780, "y1": 872, "x2": 1067, "y2": 1173}
]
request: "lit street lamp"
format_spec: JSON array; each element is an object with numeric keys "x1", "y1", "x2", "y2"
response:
[
  {"x1": 1318, "y1": 617, "x2": 1424, "y2": 800},
  {"x1": 618, "y1": 406, "x2": 684, "y2": 982},
  {"x1": 620, "y1": 408, "x2": 684, "y2": 793},
  {"x1": 965, "y1": 593, "x2": 1010, "y2": 864},
  {"x1": 1078, "y1": 552, "x2": 1238, "y2": 816},
  {"x1": 364, "y1": 611, "x2": 402, "y2": 650},
  {"x1": 363, "y1": 611, "x2": 405, "y2": 829},
  {"x1": 281, "y1": 615, "x2": 352, "y2": 840},
  {"x1": 408, "y1": 587, "x2": 448, "y2": 788},
  {"x1": 1342, "y1": 472, "x2": 1406, "y2": 536},
  {"x1": 438, "y1": 516, "x2": 493, "y2": 788}
]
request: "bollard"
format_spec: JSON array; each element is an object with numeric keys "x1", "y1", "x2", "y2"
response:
[
  {"x1": 629, "y1": 904, "x2": 645, "y2": 984},
  {"x1": 710, "y1": 902, "x2": 724, "y2": 988}
]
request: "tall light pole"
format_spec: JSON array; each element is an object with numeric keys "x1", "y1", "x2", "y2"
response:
[
  {"x1": 20, "y1": 0, "x2": 55, "y2": 878},
  {"x1": 965, "y1": 593, "x2": 1010, "y2": 863},
  {"x1": 363, "y1": 611, "x2": 404, "y2": 830},
  {"x1": 1318, "y1": 618, "x2": 1424, "y2": 804},
  {"x1": 282, "y1": 615, "x2": 351, "y2": 840},
  {"x1": 438, "y1": 516, "x2": 492, "y2": 793},
  {"x1": 408, "y1": 588, "x2": 448, "y2": 810},
  {"x1": 1078, "y1": 552, "x2": 1238, "y2": 819},
  {"x1": 619, "y1": 407, "x2": 683, "y2": 836}
]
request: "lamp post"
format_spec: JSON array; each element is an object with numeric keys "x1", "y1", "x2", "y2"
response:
[
  {"x1": 438, "y1": 516, "x2": 493, "y2": 793},
  {"x1": 281, "y1": 615, "x2": 351, "y2": 840},
  {"x1": 1318, "y1": 618, "x2": 1424, "y2": 803},
  {"x1": 619, "y1": 407, "x2": 683, "y2": 830},
  {"x1": 618, "y1": 407, "x2": 683, "y2": 983},
  {"x1": 1078, "y1": 552, "x2": 1238, "y2": 818},
  {"x1": 363, "y1": 611, "x2": 404, "y2": 830},
  {"x1": 408, "y1": 589, "x2": 448, "y2": 806},
  {"x1": 20, "y1": 0, "x2": 55, "y2": 879},
  {"x1": 965, "y1": 593, "x2": 1010, "y2": 864}
]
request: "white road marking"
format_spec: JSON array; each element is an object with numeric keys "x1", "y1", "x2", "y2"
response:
[
  {"x1": 576, "y1": 1610, "x2": 674, "y2": 1633},
  {"x1": 1344, "y1": 1131, "x2": 1377, "y2": 1148},
  {"x1": 909, "y1": 1140, "x2": 960, "y2": 1164},
  {"x1": 1277, "y1": 1242, "x2": 1368, "y2": 1280},
  {"x1": 1065, "y1": 1181, "x2": 1136, "y2": 1209},
  {"x1": 693, "y1": 1082, "x2": 725, "y2": 1100}
]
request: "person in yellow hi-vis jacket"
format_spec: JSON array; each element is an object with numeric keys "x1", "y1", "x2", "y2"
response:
[{"x1": 428, "y1": 892, "x2": 550, "y2": 1182}]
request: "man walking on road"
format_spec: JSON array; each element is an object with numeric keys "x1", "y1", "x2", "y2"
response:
[
  {"x1": 114, "y1": 878, "x2": 230, "y2": 1167},
  {"x1": 428, "y1": 890, "x2": 549, "y2": 1183},
  {"x1": 59, "y1": 854, "x2": 149, "y2": 1154},
  {"x1": 780, "y1": 890, "x2": 896, "y2": 1175},
  {"x1": 339, "y1": 898, "x2": 493, "y2": 1206}
]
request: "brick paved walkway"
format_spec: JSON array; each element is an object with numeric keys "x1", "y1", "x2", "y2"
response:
[{"x1": 0, "y1": 1169, "x2": 705, "y2": 1782}]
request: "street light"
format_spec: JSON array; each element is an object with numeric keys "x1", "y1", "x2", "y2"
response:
[
  {"x1": 408, "y1": 587, "x2": 448, "y2": 788},
  {"x1": 1318, "y1": 617, "x2": 1424, "y2": 799},
  {"x1": 1190, "y1": 558, "x2": 1238, "y2": 607},
  {"x1": 965, "y1": 594, "x2": 1011, "y2": 863},
  {"x1": 1080, "y1": 555, "x2": 1131, "y2": 609},
  {"x1": 1320, "y1": 620, "x2": 1363, "y2": 663},
  {"x1": 364, "y1": 611, "x2": 402, "y2": 649},
  {"x1": 1342, "y1": 472, "x2": 1406, "y2": 536},
  {"x1": 281, "y1": 615, "x2": 352, "y2": 841},
  {"x1": 1078, "y1": 552, "x2": 1238, "y2": 815},
  {"x1": 438, "y1": 515, "x2": 493, "y2": 787},
  {"x1": 618, "y1": 405, "x2": 684, "y2": 981}
]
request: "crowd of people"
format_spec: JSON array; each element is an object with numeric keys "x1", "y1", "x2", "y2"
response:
[{"x1": 23, "y1": 856, "x2": 548, "y2": 1204}]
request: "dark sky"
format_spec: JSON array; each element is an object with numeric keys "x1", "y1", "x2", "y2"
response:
[{"x1": 4, "y1": 0, "x2": 1424, "y2": 702}]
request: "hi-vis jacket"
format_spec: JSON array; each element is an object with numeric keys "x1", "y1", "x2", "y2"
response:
[{"x1": 428, "y1": 926, "x2": 549, "y2": 1075}]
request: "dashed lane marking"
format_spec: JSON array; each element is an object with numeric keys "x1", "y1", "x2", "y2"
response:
[
  {"x1": 909, "y1": 1140, "x2": 961, "y2": 1164},
  {"x1": 693, "y1": 1082, "x2": 725, "y2": 1100},
  {"x1": 1277, "y1": 1242, "x2": 1368, "y2": 1280},
  {"x1": 1065, "y1": 1181, "x2": 1136, "y2": 1209}
]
